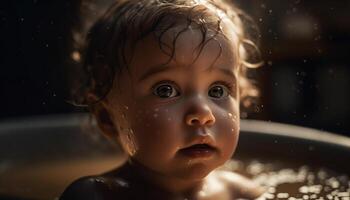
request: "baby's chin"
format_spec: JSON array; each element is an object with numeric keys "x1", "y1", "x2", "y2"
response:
[{"x1": 171, "y1": 162, "x2": 221, "y2": 181}]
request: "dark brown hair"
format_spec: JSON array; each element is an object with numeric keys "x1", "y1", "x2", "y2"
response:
[{"x1": 69, "y1": 0, "x2": 262, "y2": 111}]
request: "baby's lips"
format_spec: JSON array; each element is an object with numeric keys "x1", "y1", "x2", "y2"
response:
[
  {"x1": 178, "y1": 142, "x2": 217, "y2": 159},
  {"x1": 181, "y1": 143, "x2": 216, "y2": 151},
  {"x1": 182, "y1": 131, "x2": 217, "y2": 150}
]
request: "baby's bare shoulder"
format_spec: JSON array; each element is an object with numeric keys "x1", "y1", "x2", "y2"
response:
[
  {"x1": 215, "y1": 170, "x2": 265, "y2": 199},
  {"x1": 59, "y1": 175, "x2": 130, "y2": 200}
]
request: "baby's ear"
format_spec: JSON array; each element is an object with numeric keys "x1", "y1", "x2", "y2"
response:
[{"x1": 88, "y1": 95, "x2": 118, "y2": 138}]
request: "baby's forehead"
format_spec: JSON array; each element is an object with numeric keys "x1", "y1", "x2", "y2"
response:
[{"x1": 126, "y1": 24, "x2": 238, "y2": 79}]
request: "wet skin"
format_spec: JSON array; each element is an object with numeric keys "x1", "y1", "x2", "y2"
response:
[{"x1": 60, "y1": 24, "x2": 264, "y2": 199}]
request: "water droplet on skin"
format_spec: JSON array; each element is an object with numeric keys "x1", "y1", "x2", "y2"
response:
[
  {"x1": 187, "y1": 159, "x2": 193, "y2": 166},
  {"x1": 154, "y1": 108, "x2": 159, "y2": 112},
  {"x1": 167, "y1": 117, "x2": 171, "y2": 121},
  {"x1": 153, "y1": 113, "x2": 158, "y2": 118},
  {"x1": 124, "y1": 105, "x2": 129, "y2": 110},
  {"x1": 228, "y1": 114, "x2": 237, "y2": 122},
  {"x1": 231, "y1": 128, "x2": 235, "y2": 132},
  {"x1": 122, "y1": 113, "x2": 126, "y2": 119}
]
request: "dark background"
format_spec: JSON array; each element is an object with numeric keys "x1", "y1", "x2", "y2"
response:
[{"x1": 1, "y1": 0, "x2": 349, "y2": 136}]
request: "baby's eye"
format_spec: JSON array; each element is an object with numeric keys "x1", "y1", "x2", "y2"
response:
[
  {"x1": 208, "y1": 83, "x2": 230, "y2": 99},
  {"x1": 153, "y1": 83, "x2": 180, "y2": 98}
]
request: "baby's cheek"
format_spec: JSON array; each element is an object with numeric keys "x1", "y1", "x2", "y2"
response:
[
  {"x1": 133, "y1": 108, "x2": 166, "y2": 130},
  {"x1": 227, "y1": 112, "x2": 240, "y2": 133},
  {"x1": 216, "y1": 111, "x2": 240, "y2": 156},
  {"x1": 131, "y1": 107, "x2": 181, "y2": 147}
]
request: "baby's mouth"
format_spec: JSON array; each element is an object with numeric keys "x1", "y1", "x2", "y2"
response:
[{"x1": 179, "y1": 144, "x2": 216, "y2": 158}]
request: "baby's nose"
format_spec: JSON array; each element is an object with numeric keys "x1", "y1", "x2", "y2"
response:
[{"x1": 184, "y1": 96, "x2": 216, "y2": 127}]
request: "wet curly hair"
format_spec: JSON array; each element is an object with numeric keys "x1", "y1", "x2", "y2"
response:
[{"x1": 69, "y1": 0, "x2": 262, "y2": 112}]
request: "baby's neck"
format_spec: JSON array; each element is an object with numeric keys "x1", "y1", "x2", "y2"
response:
[{"x1": 127, "y1": 159, "x2": 205, "y2": 196}]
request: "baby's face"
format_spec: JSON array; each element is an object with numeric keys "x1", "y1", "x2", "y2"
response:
[{"x1": 104, "y1": 24, "x2": 240, "y2": 180}]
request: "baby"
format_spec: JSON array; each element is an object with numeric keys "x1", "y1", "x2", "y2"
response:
[{"x1": 61, "y1": 0, "x2": 264, "y2": 199}]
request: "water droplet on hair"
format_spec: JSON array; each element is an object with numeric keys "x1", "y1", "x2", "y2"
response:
[
  {"x1": 153, "y1": 113, "x2": 158, "y2": 118},
  {"x1": 124, "y1": 105, "x2": 129, "y2": 110},
  {"x1": 154, "y1": 108, "x2": 159, "y2": 112}
]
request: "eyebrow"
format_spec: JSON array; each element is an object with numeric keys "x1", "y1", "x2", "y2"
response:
[
  {"x1": 138, "y1": 64, "x2": 173, "y2": 82},
  {"x1": 214, "y1": 67, "x2": 237, "y2": 81},
  {"x1": 138, "y1": 64, "x2": 237, "y2": 83}
]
